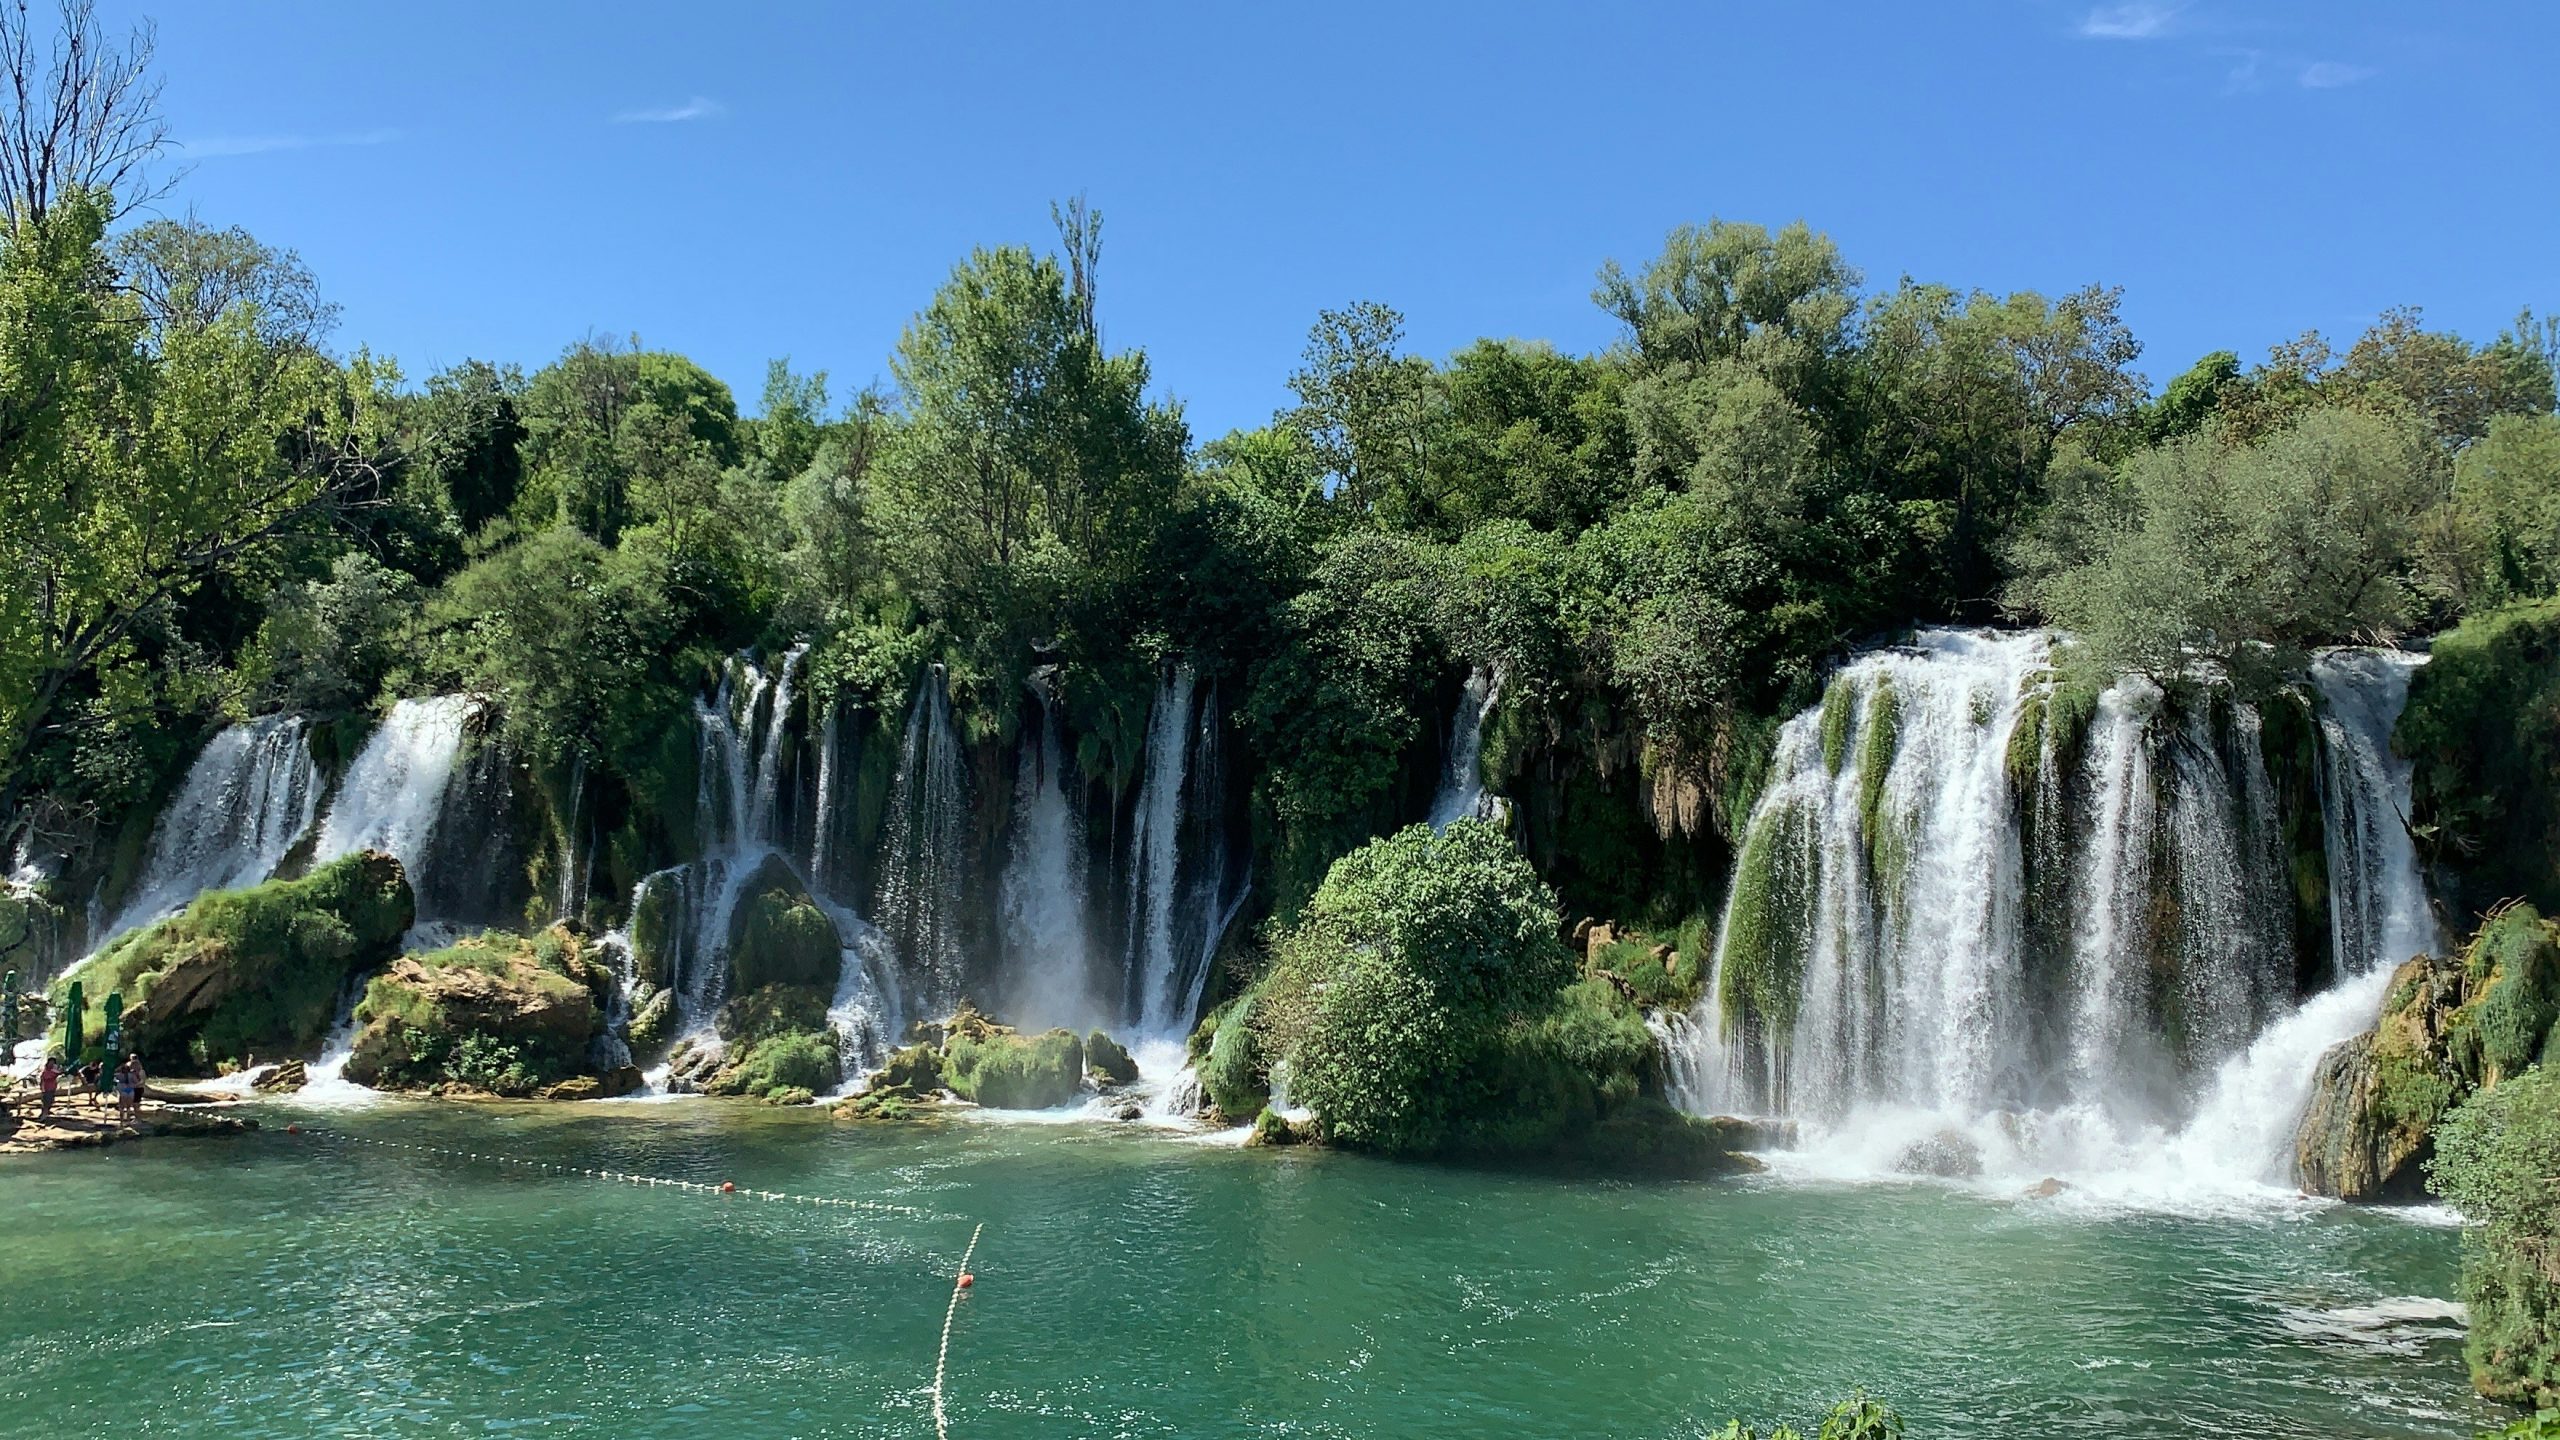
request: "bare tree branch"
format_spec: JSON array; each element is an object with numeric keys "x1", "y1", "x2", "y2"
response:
[{"x1": 0, "y1": 0, "x2": 170, "y2": 229}]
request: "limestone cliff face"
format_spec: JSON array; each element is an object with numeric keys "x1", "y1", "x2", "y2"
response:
[{"x1": 2296, "y1": 906, "x2": 2560, "y2": 1202}]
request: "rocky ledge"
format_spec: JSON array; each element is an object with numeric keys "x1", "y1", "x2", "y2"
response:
[{"x1": 0, "y1": 1098, "x2": 259, "y2": 1155}]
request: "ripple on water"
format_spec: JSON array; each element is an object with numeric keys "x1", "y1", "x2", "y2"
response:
[{"x1": 0, "y1": 1104, "x2": 2496, "y2": 1438}]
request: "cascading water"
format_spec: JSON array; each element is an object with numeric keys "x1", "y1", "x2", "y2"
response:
[
  {"x1": 104, "y1": 714, "x2": 322, "y2": 941},
  {"x1": 1672, "y1": 628, "x2": 2423, "y2": 1202},
  {"x1": 2164, "y1": 649, "x2": 2440, "y2": 1183},
  {"x1": 1121, "y1": 662, "x2": 1247, "y2": 1043},
  {"x1": 1428, "y1": 667, "x2": 1504, "y2": 830},
  {"x1": 313, "y1": 696, "x2": 476, "y2": 883},
  {"x1": 873, "y1": 667, "x2": 970, "y2": 1022},
  {"x1": 999, "y1": 679, "x2": 1100, "y2": 1030}
]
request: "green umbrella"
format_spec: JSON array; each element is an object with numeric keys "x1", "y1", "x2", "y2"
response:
[
  {"x1": 102, "y1": 992, "x2": 123, "y2": 1063},
  {"x1": 63, "y1": 979, "x2": 84, "y2": 1066}
]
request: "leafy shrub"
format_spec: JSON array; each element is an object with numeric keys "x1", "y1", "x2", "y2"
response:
[{"x1": 2433, "y1": 1066, "x2": 2560, "y2": 1407}]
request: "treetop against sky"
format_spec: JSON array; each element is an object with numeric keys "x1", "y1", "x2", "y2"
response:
[{"x1": 106, "y1": 0, "x2": 2552, "y2": 432}]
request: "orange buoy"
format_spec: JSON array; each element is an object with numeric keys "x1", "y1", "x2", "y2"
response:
[
  {"x1": 720, "y1": 1181, "x2": 736, "y2": 1194},
  {"x1": 957, "y1": 1272, "x2": 974, "y2": 1289},
  {"x1": 286, "y1": 1123, "x2": 301, "y2": 1135}
]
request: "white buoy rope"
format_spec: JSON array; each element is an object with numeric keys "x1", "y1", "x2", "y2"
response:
[
  {"x1": 279, "y1": 1122, "x2": 957, "y2": 1220},
  {"x1": 932, "y1": 1222, "x2": 984, "y2": 1440}
]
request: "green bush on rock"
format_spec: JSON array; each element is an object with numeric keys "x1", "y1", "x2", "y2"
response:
[
  {"x1": 2434, "y1": 1065, "x2": 2560, "y2": 1408},
  {"x1": 52, "y1": 852, "x2": 415, "y2": 1072},
  {"x1": 1215, "y1": 818, "x2": 1753, "y2": 1174},
  {"x1": 942, "y1": 1008, "x2": 1085, "y2": 1110},
  {"x1": 345, "y1": 926, "x2": 618, "y2": 1096}
]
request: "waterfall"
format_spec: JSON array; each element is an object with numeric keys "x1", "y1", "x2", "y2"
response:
[
  {"x1": 873, "y1": 668, "x2": 970, "y2": 1021},
  {"x1": 1671, "y1": 631, "x2": 2439, "y2": 1201},
  {"x1": 2311, "y1": 650, "x2": 2437, "y2": 975},
  {"x1": 1428, "y1": 667, "x2": 1504, "y2": 830},
  {"x1": 999, "y1": 681, "x2": 1101, "y2": 1030},
  {"x1": 312, "y1": 695, "x2": 478, "y2": 913},
  {"x1": 2166, "y1": 648, "x2": 2438, "y2": 1181},
  {"x1": 1123, "y1": 662, "x2": 1194, "y2": 1036},
  {"x1": 1122, "y1": 662, "x2": 1244, "y2": 1041},
  {"x1": 105, "y1": 714, "x2": 322, "y2": 941}
]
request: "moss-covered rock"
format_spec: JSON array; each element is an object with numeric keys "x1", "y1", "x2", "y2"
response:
[
  {"x1": 344, "y1": 927, "x2": 608, "y2": 1096},
  {"x1": 51, "y1": 851, "x2": 414, "y2": 1073},
  {"x1": 1085, "y1": 1029, "x2": 1137, "y2": 1086},
  {"x1": 1246, "y1": 1107, "x2": 1306, "y2": 1147},
  {"x1": 725, "y1": 856, "x2": 843, "y2": 996},
  {"x1": 1195, "y1": 989, "x2": 1270, "y2": 1121},
  {"x1": 942, "y1": 1008, "x2": 1084, "y2": 1110},
  {"x1": 677, "y1": 979, "x2": 843, "y2": 1104},
  {"x1": 626, "y1": 986, "x2": 676, "y2": 1059},
  {"x1": 2297, "y1": 905, "x2": 2560, "y2": 1201}
]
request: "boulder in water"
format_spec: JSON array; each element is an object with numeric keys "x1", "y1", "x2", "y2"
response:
[
  {"x1": 2296, "y1": 910, "x2": 2560, "y2": 1203},
  {"x1": 702, "y1": 986, "x2": 842, "y2": 1104},
  {"x1": 250, "y1": 1060, "x2": 308, "y2": 1093},
  {"x1": 344, "y1": 927, "x2": 610, "y2": 1097},
  {"x1": 725, "y1": 856, "x2": 845, "y2": 996},
  {"x1": 1085, "y1": 1030, "x2": 1138, "y2": 1087},
  {"x1": 2025, "y1": 1176, "x2": 2070, "y2": 1199},
  {"x1": 1894, "y1": 1129, "x2": 1985, "y2": 1179},
  {"x1": 939, "y1": 1004, "x2": 1084, "y2": 1109},
  {"x1": 626, "y1": 987, "x2": 676, "y2": 1061},
  {"x1": 1246, "y1": 1108, "x2": 1306, "y2": 1147}
]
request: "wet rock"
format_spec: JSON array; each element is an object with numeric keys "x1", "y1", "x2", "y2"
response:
[
  {"x1": 1706, "y1": 1115, "x2": 1798, "y2": 1151},
  {"x1": 2025, "y1": 1177, "x2": 2070, "y2": 1199},
  {"x1": 1246, "y1": 1108, "x2": 1305, "y2": 1147},
  {"x1": 1085, "y1": 1030, "x2": 1138, "y2": 1087},
  {"x1": 1893, "y1": 1129, "x2": 1984, "y2": 1179},
  {"x1": 1113, "y1": 1104, "x2": 1144, "y2": 1122},
  {"x1": 538, "y1": 1075, "x2": 605, "y2": 1102},
  {"x1": 2295, "y1": 955, "x2": 2462, "y2": 1202},
  {"x1": 250, "y1": 1060, "x2": 308, "y2": 1093}
]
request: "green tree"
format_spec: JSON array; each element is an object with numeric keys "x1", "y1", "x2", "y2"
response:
[
  {"x1": 1283, "y1": 300, "x2": 1442, "y2": 527},
  {"x1": 2013, "y1": 406, "x2": 2443, "y2": 679}
]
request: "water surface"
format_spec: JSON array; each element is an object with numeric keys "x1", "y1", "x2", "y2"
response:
[{"x1": 0, "y1": 1101, "x2": 2488, "y2": 1438}]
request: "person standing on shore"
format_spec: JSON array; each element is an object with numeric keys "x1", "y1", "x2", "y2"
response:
[
  {"x1": 116, "y1": 1055, "x2": 143, "y2": 1125},
  {"x1": 38, "y1": 1054, "x2": 60, "y2": 1117}
]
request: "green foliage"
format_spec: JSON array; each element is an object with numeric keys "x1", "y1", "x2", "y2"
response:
[
  {"x1": 2444, "y1": 413, "x2": 2560, "y2": 611},
  {"x1": 243, "y1": 551, "x2": 415, "y2": 715},
  {"x1": 54, "y1": 852, "x2": 414, "y2": 1070},
  {"x1": 2472, "y1": 906, "x2": 2560, "y2": 1079},
  {"x1": 2434, "y1": 1066, "x2": 2560, "y2": 1407},
  {"x1": 1240, "y1": 819, "x2": 1715, "y2": 1162},
  {"x1": 1856, "y1": 677, "x2": 1905, "y2": 891},
  {"x1": 2013, "y1": 406, "x2": 2445, "y2": 681},
  {"x1": 2401, "y1": 600, "x2": 2560, "y2": 913},
  {"x1": 349, "y1": 927, "x2": 603, "y2": 1094}
]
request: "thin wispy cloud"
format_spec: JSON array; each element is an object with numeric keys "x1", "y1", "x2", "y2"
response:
[
  {"x1": 2217, "y1": 48, "x2": 2264, "y2": 94},
  {"x1": 613, "y1": 96, "x2": 724, "y2": 124},
  {"x1": 180, "y1": 128, "x2": 402, "y2": 158},
  {"x1": 2078, "y1": 3, "x2": 2184, "y2": 40},
  {"x1": 2297, "y1": 60, "x2": 2376, "y2": 89}
]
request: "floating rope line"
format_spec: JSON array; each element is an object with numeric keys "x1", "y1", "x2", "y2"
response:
[
  {"x1": 932, "y1": 1222, "x2": 983, "y2": 1440},
  {"x1": 283, "y1": 1123, "x2": 960, "y2": 1221}
]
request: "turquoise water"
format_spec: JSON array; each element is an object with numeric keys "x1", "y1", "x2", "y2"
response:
[{"x1": 0, "y1": 1100, "x2": 2491, "y2": 1438}]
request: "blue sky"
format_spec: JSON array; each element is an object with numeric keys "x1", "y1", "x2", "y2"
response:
[{"x1": 107, "y1": 1, "x2": 2556, "y2": 437}]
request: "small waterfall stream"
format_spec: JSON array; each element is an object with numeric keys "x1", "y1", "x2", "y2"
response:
[
  {"x1": 873, "y1": 667, "x2": 970, "y2": 1022},
  {"x1": 1428, "y1": 667, "x2": 1504, "y2": 830},
  {"x1": 313, "y1": 696, "x2": 476, "y2": 884},
  {"x1": 106, "y1": 714, "x2": 323, "y2": 941},
  {"x1": 999, "y1": 680, "x2": 1100, "y2": 1030}
]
